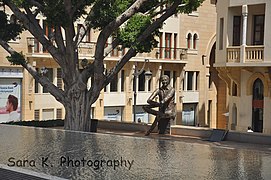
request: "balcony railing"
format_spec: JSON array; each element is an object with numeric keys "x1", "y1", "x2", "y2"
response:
[
  {"x1": 245, "y1": 46, "x2": 264, "y2": 62},
  {"x1": 27, "y1": 37, "x2": 188, "y2": 61},
  {"x1": 227, "y1": 47, "x2": 240, "y2": 63},
  {"x1": 227, "y1": 45, "x2": 264, "y2": 63}
]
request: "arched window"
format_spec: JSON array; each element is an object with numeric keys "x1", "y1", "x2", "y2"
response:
[
  {"x1": 252, "y1": 78, "x2": 264, "y2": 133},
  {"x1": 253, "y1": 78, "x2": 264, "y2": 100},
  {"x1": 187, "y1": 33, "x2": 192, "y2": 49},
  {"x1": 232, "y1": 81, "x2": 237, "y2": 96},
  {"x1": 193, "y1": 34, "x2": 198, "y2": 49}
]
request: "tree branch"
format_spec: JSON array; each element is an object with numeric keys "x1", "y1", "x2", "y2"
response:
[
  {"x1": 0, "y1": 39, "x2": 66, "y2": 104},
  {"x1": 105, "y1": 48, "x2": 137, "y2": 86},
  {"x1": 95, "y1": 0, "x2": 149, "y2": 61},
  {"x1": 63, "y1": 0, "x2": 78, "y2": 77},
  {"x1": 5, "y1": 1, "x2": 66, "y2": 68},
  {"x1": 105, "y1": 0, "x2": 183, "y2": 86},
  {"x1": 54, "y1": 26, "x2": 66, "y2": 53},
  {"x1": 104, "y1": 38, "x2": 120, "y2": 58}
]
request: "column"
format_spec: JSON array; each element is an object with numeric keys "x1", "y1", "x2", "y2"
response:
[
  {"x1": 241, "y1": 5, "x2": 248, "y2": 63},
  {"x1": 107, "y1": 36, "x2": 112, "y2": 57},
  {"x1": 192, "y1": 71, "x2": 196, "y2": 91}
]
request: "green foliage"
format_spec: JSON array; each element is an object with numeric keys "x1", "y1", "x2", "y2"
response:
[
  {"x1": 87, "y1": 0, "x2": 134, "y2": 30},
  {"x1": 6, "y1": 52, "x2": 26, "y2": 65},
  {"x1": 0, "y1": 11, "x2": 24, "y2": 41},
  {"x1": 118, "y1": 14, "x2": 160, "y2": 53}
]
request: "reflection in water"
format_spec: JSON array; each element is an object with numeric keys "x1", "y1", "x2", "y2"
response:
[
  {"x1": 242, "y1": 151, "x2": 264, "y2": 180},
  {"x1": 0, "y1": 125, "x2": 271, "y2": 179}
]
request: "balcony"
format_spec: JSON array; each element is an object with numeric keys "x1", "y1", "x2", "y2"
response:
[
  {"x1": 26, "y1": 37, "x2": 188, "y2": 62},
  {"x1": 227, "y1": 46, "x2": 264, "y2": 64}
]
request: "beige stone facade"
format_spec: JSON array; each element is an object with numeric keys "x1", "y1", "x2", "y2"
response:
[
  {"x1": 216, "y1": 0, "x2": 271, "y2": 134},
  {"x1": 0, "y1": 1, "x2": 221, "y2": 128}
]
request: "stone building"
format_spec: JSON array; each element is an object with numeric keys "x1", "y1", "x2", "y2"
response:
[
  {"x1": 0, "y1": 1, "x2": 221, "y2": 128},
  {"x1": 216, "y1": 0, "x2": 271, "y2": 134}
]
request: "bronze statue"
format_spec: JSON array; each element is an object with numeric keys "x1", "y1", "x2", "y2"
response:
[{"x1": 143, "y1": 75, "x2": 176, "y2": 135}]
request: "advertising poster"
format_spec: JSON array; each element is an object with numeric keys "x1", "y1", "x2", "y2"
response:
[
  {"x1": 182, "y1": 110, "x2": 195, "y2": 126},
  {"x1": 0, "y1": 79, "x2": 21, "y2": 123},
  {"x1": 104, "y1": 107, "x2": 122, "y2": 121}
]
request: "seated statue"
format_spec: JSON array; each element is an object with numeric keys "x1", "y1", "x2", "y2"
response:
[{"x1": 143, "y1": 75, "x2": 176, "y2": 135}]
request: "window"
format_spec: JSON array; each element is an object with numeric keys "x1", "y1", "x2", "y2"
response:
[
  {"x1": 165, "y1": 33, "x2": 172, "y2": 58},
  {"x1": 104, "y1": 69, "x2": 108, "y2": 92},
  {"x1": 232, "y1": 82, "x2": 238, "y2": 96},
  {"x1": 148, "y1": 77, "x2": 152, "y2": 92},
  {"x1": 187, "y1": 72, "x2": 193, "y2": 90},
  {"x1": 35, "y1": 68, "x2": 39, "y2": 93},
  {"x1": 183, "y1": 71, "x2": 199, "y2": 91},
  {"x1": 56, "y1": 108, "x2": 62, "y2": 119},
  {"x1": 43, "y1": 68, "x2": 54, "y2": 93},
  {"x1": 85, "y1": 28, "x2": 91, "y2": 42},
  {"x1": 253, "y1": 78, "x2": 263, "y2": 100},
  {"x1": 159, "y1": 32, "x2": 163, "y2": 58},
  {"x1": 121, "y1": 70, "x2": 125, "y2": 92},
  {"x1": 34, "y1": 38, "x2": 40, "y2": 53},
  {"x1": 138, "y1": 71, "x2": 146, "y2": 91},
  {"x1": 187, "y1": 33, "x2": 192, "y2": 49},
  {"x1": 219, "y1": 18, "x2": 224, "y2": 50},
  {"x1": 34, "y1": 110, "x2": 40, "y2": 120},
  {"x1": 193, "y1": 34, "x2": 198, "y2": 49},
  {"x1": 173, "y1": 34, "x2": 177, "y2": 59},
  {"x1": 57, "y1": 68, "x2": 62, "y2": 89},
  {"x1": 253, "y1": 15, "x2": 265, "y2": 45},
  {"x1": 233, "y1": 16, "x2": 241, "y2": 46},
  {"x1": 110, "y1": 73, "x2": 118, "y2": 92},
  {"x1": 43, "y1": 21, "x2": 54, "y2": 52}
]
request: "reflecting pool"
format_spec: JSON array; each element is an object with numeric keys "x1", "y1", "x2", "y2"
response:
[{"x1": 0, "y1": 125, "x2": 271, "y2": 179}]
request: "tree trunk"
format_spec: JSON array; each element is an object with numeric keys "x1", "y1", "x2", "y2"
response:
[{"x1": 64, "y1": 88, "x2": 91, "y2": 131}]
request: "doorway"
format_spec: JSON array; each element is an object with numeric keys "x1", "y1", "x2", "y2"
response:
[{"x1": 252, "y1": 78, "x2": 264, "y2": 132}]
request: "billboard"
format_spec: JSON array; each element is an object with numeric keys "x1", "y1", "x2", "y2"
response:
[{"x1": 0, "y1": 79, "x2": 21, "y2": 123}]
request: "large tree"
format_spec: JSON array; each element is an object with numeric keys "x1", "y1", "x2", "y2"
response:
[{"x1": 0, "y1": 0, "x2": 203, "y2": 131}]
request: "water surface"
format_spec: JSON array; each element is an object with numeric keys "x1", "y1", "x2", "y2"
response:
[{"x1": 0, "y1": 125, "x2": 270, "y2": 179}]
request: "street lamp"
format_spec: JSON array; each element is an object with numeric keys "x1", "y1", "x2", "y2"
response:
[{"x1": 133, "y1": 59, "x2": 152, "y2": 122}]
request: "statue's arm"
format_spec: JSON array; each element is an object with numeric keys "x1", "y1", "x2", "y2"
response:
[{"x1": 147, "y1": 89, "x2": 159, "y2": 104}]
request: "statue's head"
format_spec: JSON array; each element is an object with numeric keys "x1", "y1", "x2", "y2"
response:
[{"x1": 160, "y1": 75, "x2": 170, "y2": 88}]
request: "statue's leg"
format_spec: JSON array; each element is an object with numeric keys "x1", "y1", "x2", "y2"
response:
[
  {"x1": 143, "y1": 105, "x2": 159, "y2": 116},
  {"x1": 145, "y1": 116, "x2": 159, "y2": 136},
  {"x1": 158, "y1": 118, "x2": 170, "y2": 134}
]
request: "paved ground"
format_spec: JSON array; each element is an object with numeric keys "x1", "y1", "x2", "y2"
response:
[{"x1": 97, "y1": 128, "x2": 271, "y2": 152}]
